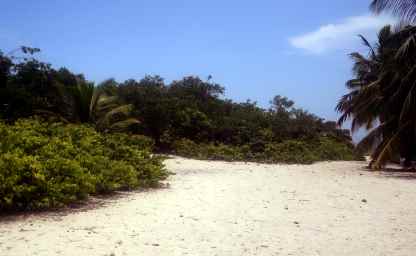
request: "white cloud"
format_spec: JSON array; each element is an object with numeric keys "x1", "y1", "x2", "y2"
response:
[{"x1": 289, "y1": 14, "x2": 396, "y2": 54}]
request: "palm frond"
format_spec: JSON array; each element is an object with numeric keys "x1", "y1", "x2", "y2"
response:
[
  {"x1": 345, "y1": 79, "x2": 363, "y2": 90},
  {"x1": 378, "y1": 25, "x2": 393, "y2": 46},
  {"x1": 399, "y1": 78, "x2": 416, "y2": 121},
  {"x1": 371, "y1": 0, "x2": 416, "y2": 22},
  {"x1": 395, "y1": 33, "x2": 416, "y2": 59},
  {"x1": 102, "y1": 104, "x2": 134, "y2": 122},
  {"x1": 109, "y1": 118, "x2": 141, "y2": 132},
  {"x1": 359, "y1": 34, "x2": 376, "y2": 58},
  {"x1": 90, "y1": 87, "x2": 104, "y2": 120},
  {"x1": 33, "y1": 109, "x2": 70, "y2": 123}
]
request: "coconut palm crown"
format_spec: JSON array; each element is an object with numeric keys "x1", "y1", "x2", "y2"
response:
[{"x1": 337, "y1": 24, "x2": 416, "y2": 168}]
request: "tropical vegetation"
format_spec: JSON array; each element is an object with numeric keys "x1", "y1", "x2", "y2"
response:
[
  {"x1": 0, "y1": 118, "x2": 166, "y2": 211},
  {"x1": 337, "y1": 1, "x2": 416, "y2": 168},
  {"x1": 0, "y1": 45, "x2": 360, "y2": 210},
  {"x1": 173, "y1": 137, "x2": 358, "y2": 164}
]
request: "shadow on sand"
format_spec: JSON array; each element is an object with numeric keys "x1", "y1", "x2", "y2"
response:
[
  {"x1": 361, "y1": 163, "x2": 416, "y2": 180},
  {"x1": 0, "y1": 185, "x2": 169, "y2": 223},
  {"x1": 379, "y1": 168, "x2": 416, "y2": 180}
]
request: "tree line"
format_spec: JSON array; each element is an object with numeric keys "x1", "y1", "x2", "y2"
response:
[{"x1": 0, "y1": 47, "x2": 354, "y2": 156}]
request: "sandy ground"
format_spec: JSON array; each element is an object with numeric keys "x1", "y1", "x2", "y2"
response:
[{"x1": 1, "y1": 157, "x2": 416, "y2": 256}]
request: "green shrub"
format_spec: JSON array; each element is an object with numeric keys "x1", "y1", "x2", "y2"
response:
[
  {"x1": 263, "y1": 140, "x2": 319, "y2": 164},
  {"x1": 173, "y1": 139, "x2": 244, "y2": 161},
  {"x1": 172, "y1": 137, "x2": 361, "y2": 164},
  {"x1": 316, "y1": 136, "x2": 358, "y2": 161},
  {"x1": 0, "y1": 118, "x2": 167, "y2": 211}
]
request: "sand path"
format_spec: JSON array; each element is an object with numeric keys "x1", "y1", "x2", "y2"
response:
[{"x1": 1, "y1": 157, "x2": 416, "y2": 256}]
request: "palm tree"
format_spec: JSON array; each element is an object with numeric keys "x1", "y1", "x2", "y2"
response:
[
  {"x1": 56, "y1": 78, "x2": 140, "y2": 133},
  {"x1": 371, "y1": 0, "x2": 416, "y2": 22},
  {"x1": 89, "y1": 79, "x2": 140, "y2": 133},
  {"x1": 337, "y1": 25, "x2": 416, "y2": 168}
]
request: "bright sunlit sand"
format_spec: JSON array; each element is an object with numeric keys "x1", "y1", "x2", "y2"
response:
[{"x1": 1, "y1": 157, "x2": 416, "y2": 256}]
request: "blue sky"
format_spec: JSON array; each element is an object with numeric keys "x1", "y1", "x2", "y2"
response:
[{"x1": 1, "y1": 1, "x2": 394, "y2": 136}]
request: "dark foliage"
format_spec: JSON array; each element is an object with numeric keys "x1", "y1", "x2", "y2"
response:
[
  {"x1": 0, "y1": 46, "x2": 357, "y2": 159},
  {"x1": 0, "y1": 46, "x2": 359, "y2": 166},
  {"x1": 116, "y1": 76, "x2": 354, "y2": 154},
  {"x1": 337, "y1": 24, "x2": 416, "y2": 168}
]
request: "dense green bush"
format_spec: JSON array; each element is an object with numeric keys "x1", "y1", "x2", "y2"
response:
[
  {"x1": 172, "y1": 137, "x2": 360, "y2": 164},
  {"x1": 0, "y1": 119, "x2": 167, "y2": 211},
  {"x1": 262, "y1": 137, "x2": 360, "y2": 164},
  {"x1": 172, "y1": 139, "x2": 244, "y2": 161}
]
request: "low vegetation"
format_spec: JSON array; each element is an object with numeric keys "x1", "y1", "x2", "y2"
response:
[
  {"x1": 0, "y1": 119, "x2": 167, "y2": 211},
  {"x1": 173, "y1": 137, "x2": 360, "y2": 164}
]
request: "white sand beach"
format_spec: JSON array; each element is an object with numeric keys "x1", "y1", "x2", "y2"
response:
[{"x1": 1, "y1": 157, "x2": 416, "y2": 256}]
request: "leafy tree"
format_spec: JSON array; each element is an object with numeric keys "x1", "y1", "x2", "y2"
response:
[
  {"x1": 0, "y1": 47, "x2": 138, "y2": 132},
  {"x1": 1, "y1": 51, "x2": 59, "y2": 120},
  {"x1": 118, "y1": 76, "x2": 172, "y2": 145},
  {"x1": 270, "y1": 95, "x2": 294, "y2": 112},
  {"x1": 0, "y1": 51, "x2": 12, "y2": 88}
]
